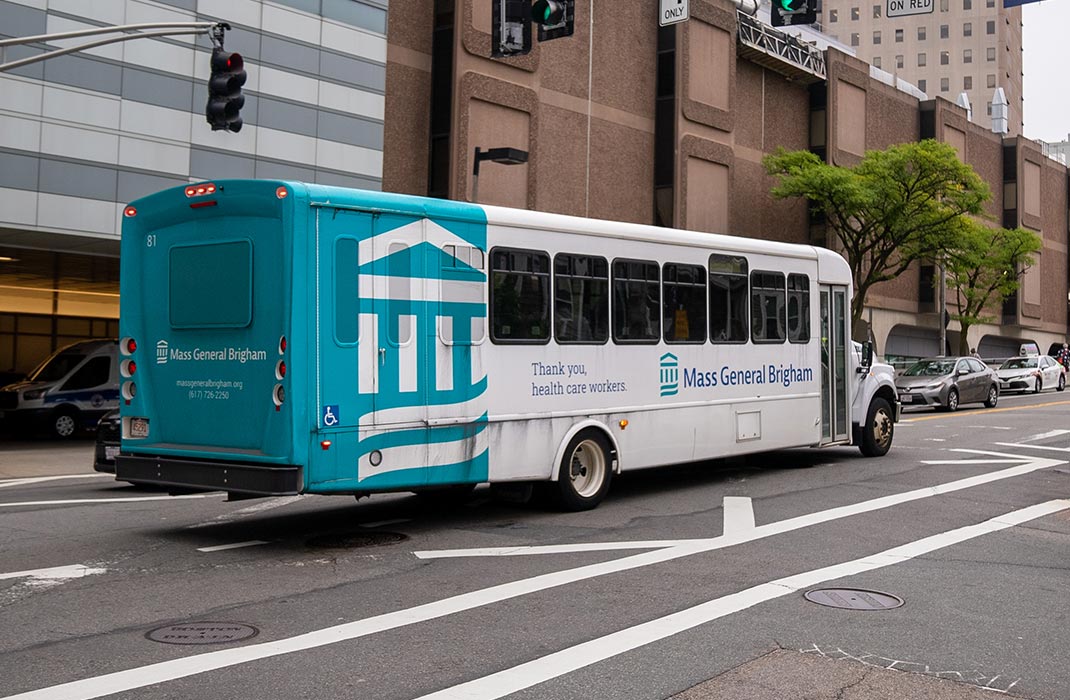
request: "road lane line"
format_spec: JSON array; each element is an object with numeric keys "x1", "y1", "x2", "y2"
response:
[
  {"x1": 414, "y1": 499, "x2": 1070, "y2": 700},
  {"x1": 185, "y1": 496, "x2": 305, "y2": 529},
  {"x1": 196, "y1": 541, "x2": 270, "y2": 553},
  {"x1": 722, "y1": 497, "x2": 755, "y2": 535},
  {"x1": 360, "y1": 518, "x2": 411, "y2": 529},
  {"x1": 4, "y1": 450, "x2": 1063, "y2": 700},
  {"x1": 415, "y1": 450, "x2": 1063, "y2": 558},
  {"x1": 1021, "y1": 429, "x2": 1070, "y2": 442},
  {"x1": 0, "y1": 475, "x2": 112, "y2": 489},
  {"x1": 0, "y1": 564, "x2": 107, "y2": 582},
  {"x1": 904, "y1": 399, "x2": 1070, "y2": 421},
  {"x1": 996, "y1": 442, "x2": 1070, "y2": 453},
  {"x1": 0, "y1": 494, "x2": 222, "y2": 509}
]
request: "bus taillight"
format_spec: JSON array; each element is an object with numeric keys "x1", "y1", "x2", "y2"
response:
[
  {"x1": 275, "y1": 360, "x2": 286, "y2": 380},
  {"x1": 121, "y1": 337, "x2": 137, "y2": 355},
  {"x1": 122, "y1": 381, "x2": 137, "y2": 401},
  {"x1": 121, "y1": 360, "x2": 136, "y2": 377},
  {"x1": 185, "y1": 183, "x2": 217, "y2": 197},
  {"x1": 124, "y1": 206, "x2": 137, "y2": 217},
  {"x1": 272, "y1": 384, "x2": 285, "y2": 409},
  {"x1": 279, "y1": 336, "x2": 287, "y2": 354},
  {"x1": 276, "y1": 186, "x2": 288, "y2": 199}
]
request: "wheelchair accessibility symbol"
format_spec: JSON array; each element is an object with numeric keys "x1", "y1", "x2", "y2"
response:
[{"x1": 322, "y1": 405, "x2": 339, "y2": 427}]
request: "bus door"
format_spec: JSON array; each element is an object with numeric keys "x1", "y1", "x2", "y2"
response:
[{"x1": 819, "y1": 285, "x2": 850, "y2": 443}]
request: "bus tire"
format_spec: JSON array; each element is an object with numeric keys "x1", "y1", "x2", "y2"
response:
[
  {"x1": 859, "y1": 397, "x2": 893, "y2": 457},
  {"x1": 51, "y1": 408, "x2": 79, "y2": 439},
  {"x1": 550, "y1": 430, "x2": 612, "y2": 511}
]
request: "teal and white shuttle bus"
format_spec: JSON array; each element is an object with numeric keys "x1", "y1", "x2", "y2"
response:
[{"x1": 115, "y1": 180, "x2": 899, "y2": 510}]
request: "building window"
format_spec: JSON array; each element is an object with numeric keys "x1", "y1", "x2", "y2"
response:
[
  {"x1": 851, "y1": 6, "x2": 860, "y2": 19},
  {"x1": 963, "y1": 22, "x2": 972, "y2": 37},
  {"x1": 873, "y1": 56, "x2": 882, "y2": 68},
  {"x1": 851, "y1": 33, "x2": 859, "y2": 46},
  {"x1": 941, "y1": 77, "x2": 949, "y2": 92},
  {"x1": 987, "y1": 73, "x2": 996, "y2": 88},
  {"x1": 986, "y1": 0, "x2": 994, "y2": 6},
  {"x1": 873, "y1": 4, "x2": 881, "y2": 17},
  {"x1": 987, "y1": 47, "x2": 996, "y2": 61},
  {"x1": 918, "y1": 52, "x2": 927, "y2": 66},
  {"x1": 940, "y1": 24, "x2": 949, "y2": 38},
  {"x1": 940, "y1": 50, "x2": 950, "y2": 65},
  {"x1": 963, "y1": 0, "x2": 971, "y2": 8},
  {"x1": 940, "y1": 0, "x2": 948, "y2": 11},
  {"x1": 964, "y1": 75, "x2": 973, "y2": 90},
  {"x1": 986, "y1": 101, "x2": 992, "y2": 116},
  {"x1": 895, "y1": 28, "x2": 904, "y2": 42},
  {"x1": 987, "y1": 20, "x2": 995, "y2": 34},
  {"x1": 918, "y1": 78, "x2": 927, "y2": 92},
  {"x1": 873, "y1": 30, "x2": 881, "y2": 44},
  {"x1": 829, "y1": 9, "x2": 838, "y2": 21},
  {"x1": 896, "y1": 54, "x2": 904, "y2": 69},
  {"x1": 964, "y1": 49, "x2": 972, "y2": 63},
  {"x1": 918, "y1": 26, "x2": 927, "y2": 40}
]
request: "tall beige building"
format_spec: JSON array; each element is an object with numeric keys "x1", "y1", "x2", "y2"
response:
[{"x1": 819, "y1": 0, "x2": 1023, "y2": 134}]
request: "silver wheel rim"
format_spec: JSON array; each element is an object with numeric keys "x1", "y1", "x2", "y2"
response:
[
  {"x1": 948, "y1": 391, "x2": 958, "y2": 410},
  {"x1": 569, "y1": 440, "x2": 607, "y2": 498},
  {"x1": 873, "y1": 408, "x2": 893, "y2": 450},
  {"x1": 988, "y1": 388, "x2": 997, "y2": 405},
  {"x1": 55, "y1": 415, "x2": 75, "y2": 437}
]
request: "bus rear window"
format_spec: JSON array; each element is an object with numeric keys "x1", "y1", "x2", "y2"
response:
[{"x1": 169, "y1": 241, "x2": 253, "y2": 328}]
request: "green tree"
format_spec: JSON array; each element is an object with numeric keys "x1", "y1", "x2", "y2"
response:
[
  {"x1": 944, "y1": 221, "x2": 1041, "y2": 356},
  {"x1": 763, "y1": 140, "x2": 990, "y2": 338}
]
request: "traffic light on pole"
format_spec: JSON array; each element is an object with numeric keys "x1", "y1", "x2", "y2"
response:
[
  {"x1": 532, "y1": 0, "x2": 574, "y2": 42},
  {"x1": 771, "y1": 0, "x2": 816, "y2": 27},
  {"x1": 206, "y1": 47, "x2": 246, "y2": 132}
]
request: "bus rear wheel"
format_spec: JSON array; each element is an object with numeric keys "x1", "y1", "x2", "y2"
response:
[{"x1": 550, "y1": 431, "x2": 612, "y2": 511}]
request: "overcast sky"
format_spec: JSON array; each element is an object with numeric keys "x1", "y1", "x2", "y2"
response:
[{"x1": 1022, "y1": 0, "x2": 1069, "y2": 143}]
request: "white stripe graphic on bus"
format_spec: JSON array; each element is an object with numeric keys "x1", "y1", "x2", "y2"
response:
[
  {"x1": 437, "y1": 317, "x2": 454, "y2": 392},
  {"x1": 370, "y1": 395, "x2": 487, "y2": 427},
  {"x1": 358, "y1": 219, "x2": 485, "y2": 267},
  {"x1": 359, "y1": 430, "x2": 489, "y2": 481},
  {"x1": 359, "y1": 312, "x2": 378, "y2": 395},
  {"x1": 399, "y1": 315, "x2": 418, "y2": 393},
  {"x1": 359, "y1": 276, "x2": 484, "y2": 304}
]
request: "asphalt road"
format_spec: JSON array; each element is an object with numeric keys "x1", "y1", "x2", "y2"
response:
[{"x1": 1, "y1": 389, "x2": 1068, "y2": 700}]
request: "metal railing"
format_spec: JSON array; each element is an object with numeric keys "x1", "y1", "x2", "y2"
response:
[{"x1": 736, "y1": 11, "x2": 826, "y2": 83}]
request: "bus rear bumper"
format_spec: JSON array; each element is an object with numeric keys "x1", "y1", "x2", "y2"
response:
[{"x1": 115, "y1": 454, "x2": 303, "y2": 496}]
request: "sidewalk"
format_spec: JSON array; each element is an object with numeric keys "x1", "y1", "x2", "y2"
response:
[{"x1": 0, "y1": 440, "x2": 96, "y2": 480}]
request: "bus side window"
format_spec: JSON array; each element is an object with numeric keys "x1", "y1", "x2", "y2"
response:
[
  {"x1": 751, "y1": 270, "x2": 786, "y2": 343},
  {"x1": 611, "y1": 259, "x2": 660, "y2": 343},
  {"x1": 554, "y1": 253, "x2": 609, "y2": 344},
  {"x1": 787, "y1": 273, "x2": 810, "y2": 343},
  {"x1": 489, "y1": 247, "x2": 551, "y2": 344},
  {"x1": 708, "y1": 254, "x2": 748, "y2": 343},
  {"x1": 663, "y1": 263, "x2": 707, "y2": 344}
]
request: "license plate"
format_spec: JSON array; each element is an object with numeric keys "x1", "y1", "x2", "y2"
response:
[
  {"x1": 898, "y1": 393, "x2": 913, "y2": 403},
  {"x1": 105, "y1": 445, "x2": 120, "y2": 461},
  {"x1": 130, "y1": 417, "x2": 149, "y2": 438}
]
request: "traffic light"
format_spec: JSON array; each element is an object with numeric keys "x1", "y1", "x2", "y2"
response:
[
  {"x1": 532, "y1": 0, "x2": 574, "y2": 42},
  {"x1": 771, "y1": 0, "x2": 816, "y2": 27},
  {"x1": 206, "y1": 47, "x2": 246, "y2": 132}
]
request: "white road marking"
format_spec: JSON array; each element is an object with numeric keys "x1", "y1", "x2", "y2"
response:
[
  {"x1": 722, "y1": 496, "x2": 755, "y2": 534},
  {"x1": 186, "y1": 496, "x2": 305, "y2": 529},
  {"x1": 360, "y1": 518, "x2": 411, "y2": 529},
  {"x1": 0, "y1": 494, "x2": 223, "y2": 509},
  {"x1": 414, "y1": 500, "x2": 1070, "y2": 700},
  {"x1": 0, "y1": 475, "x2": 112, "y2": 489},
  {"x1": 996, "y1": 442, "x2": 1070, "y2": 453},
  {"x1": 1020, "y1": 429, "x2": 1070, "y2": 442},
  {"x1": 196, "y1": 541, "x2": 270, "y2": 553},
  {"x1": 4, "y1": 451, "x2": 1062, "y2": 700},
  {"x1": 415, "y1": 450, "x2": 1063, "y2": 558},
  {"x1": 0, "y1": 564, "x2": 107, "y2": 582}
]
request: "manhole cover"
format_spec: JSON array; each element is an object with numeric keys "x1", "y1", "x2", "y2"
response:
[
  {"x1": 804, "y1": 588, "x2": 904, "y2": 610},
  {"x1": 306, "y1": 531, "x2": 408, "y2": 549},
  {"x1": 146, "y1": 622, "x2": 259, "y2": 645}
]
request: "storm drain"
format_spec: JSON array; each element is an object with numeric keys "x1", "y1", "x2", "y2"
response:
[
  {"x1": 804, "y1": 588, "x2": 904, "y2": 610},
  {"x1": 146, "y1": 622, "x2": 259, "y2": 645},
  {"x1": 305, "y1": 531, "x2": 408, "y2": 549}
]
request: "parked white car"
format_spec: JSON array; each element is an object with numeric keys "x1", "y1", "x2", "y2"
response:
[{"x1": 995, "y1": 355, "x2": 1066, "y2": 394}]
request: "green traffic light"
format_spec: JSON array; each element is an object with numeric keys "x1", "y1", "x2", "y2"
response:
[{"x1": 780, "y1": 0, "x2": 801, "y2": 9}]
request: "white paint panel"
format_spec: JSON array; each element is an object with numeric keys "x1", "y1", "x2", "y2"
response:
[
  {"x1": 42, "y1": 87, "x2": 121, "y2": 130},
  {"x1": 358, "y1": 278, "x2": 483, "y2": 307},
  {"x1": 316, "y1": 139, "x2": 383, "y2": 178},
  {"x1": 358, "y1": 312, "x2": 378, "y2": 395},
  {"x1": 0, "y1": 76, "x2": 43, "y2": 115},
  {"x1": 320, "y1": 20, "x2": 388, "y2": 62},
  {"x1": 197, "y1": 0, "x2": 262, "y2": 28},
  {"x1": 0, "y1": 115, "x2": 41, "y2": 152},
  {"x1": 437, "y1": 318, "x2": 454, "y2": 391},
  {"x1": 47, "y1": 0, "x2": 124, "y2": 26},
  {"x1": 318, "y1": 81, "x2": 385, "y2": 120},
  {"x1": 44, "y1": 16, "x2": 124, "y2": 60},
  {"x1": 262, "y1": 4, "x2": 321, "y2": 44},
  {"x1": 359, "y1": 429, "x2": 487, "y2": 481},
  {"x1": 37, "y1": 193, "x2": 117, "y2": 235},
  {"x1": 40, "y1": 123, "x2": 118, "y2": 163},
  {"x1": 119, "y1": 100, "x2": 192, "y2": 142},
  {"x1": 126, "y1": 0, "x2": 198, "y2": 42},
  {"x1": 398, "y1": 315, "x2": 418, "y2": 393},
  {"x1": 0, "y1": 187, "x2": 39, "y2": 226},
  {"x1": 472, "y1": 317, "x2": 486, "y2": 382},
  {"x1": 375, "y1": 394, "x2": 487, "y2": 426},
  {"x1": 118, "y1": 136, "x2": 190, "y2": 176},
  {"x1": 259, "y1": 66, "x2": 319, "y2": 106},
  {"x1": 256, "y1": 126, "x2": 317, "y2": 165},
  {"x1": 123, "y1": 37, "x2": 197, "y2": 78}
]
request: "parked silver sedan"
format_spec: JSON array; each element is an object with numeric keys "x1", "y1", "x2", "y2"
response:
[
  {"x1": 995, "y1": 355, "x2": 1066, "y2": 394},
  {"x1": 895, "y1": 357, "x2": 1000, "y2": 411}
]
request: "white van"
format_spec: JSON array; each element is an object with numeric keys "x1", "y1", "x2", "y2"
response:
[{"x1": 0, "y1": 340, "x2": 119, "y2": 438}]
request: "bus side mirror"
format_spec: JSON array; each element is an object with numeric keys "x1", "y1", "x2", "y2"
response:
[{"x1": 860, "y1": 341, "x2": 874, "y2": 368}]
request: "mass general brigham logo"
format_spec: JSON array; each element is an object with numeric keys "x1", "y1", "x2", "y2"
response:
[
  {"x1": 156, "y1": 340, "x2": 169, "y2": 364},
  {"x1": 659, "y1": 352, "x2": 679, "y2": 397}
]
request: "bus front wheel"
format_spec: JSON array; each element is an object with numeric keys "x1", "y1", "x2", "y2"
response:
[
  {"x1": 859, "y1": 398, "x2": 893, "y2": 457},
  {"x1": 550, "y1": 430, "x2": 613, "y2": 511}
]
